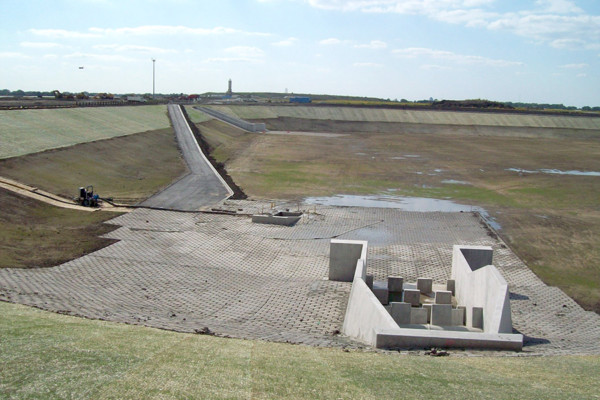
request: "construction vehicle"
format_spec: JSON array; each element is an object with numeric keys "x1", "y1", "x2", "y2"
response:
[{"x1": 77, "y1": 186, "x2": 100, "y2": 207}]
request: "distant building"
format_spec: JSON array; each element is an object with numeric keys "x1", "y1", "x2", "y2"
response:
[
  {"x1": 290, "y1": 96, "x2": 311, "y2": 104},
  {"x1": 126, "y1": 96, "x2": 147, "y2": 103},
  {"x1": 226, "y1": 79, "x2": 233, "y2": 98}
]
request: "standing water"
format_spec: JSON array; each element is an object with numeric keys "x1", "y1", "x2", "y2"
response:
[{"x1": 304, "y1": 194, "x2": 501, "y2": 230}]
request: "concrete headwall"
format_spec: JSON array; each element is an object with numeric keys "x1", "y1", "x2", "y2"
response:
[
  {"x1": 341, "y1": 246, "x2": 398, "y2": 346},
  {"x1": 329, "y1": 240, "x2": 368, "y2": 282},
  {"x1": 451, "y1": 245, "x2": 513, "y2": 333},
  {"x1": 195, "y1": 107, "x2": 266, "y2": 132}
]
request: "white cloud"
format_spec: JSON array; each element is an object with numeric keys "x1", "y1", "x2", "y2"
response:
[
  {"x1": 559, "y1": 63, "x2": 588, "y2": 69},
  {"x1": 355, "y1": 40, "x2": 387, "y2": 49},
  {"x1": 353, "y1": 62, "x2": 383, "y2": 67},
  {"x1": 224, "y1": 46, "x2": 265, "y2": 58},
  {"x1": 20, "y1": 41, "x2": 66, "y2": 49},
  {"x1": 272, "y1": 37, "x2": 298, "y2": 46},
  {"x1": 28, "y1": 29, "x2": 101, "y2": 39},
  {"x1": 93, "y1": 44, "x2": 176, "y2": 54},
  {"x1": 535, "y1": 0, "x2": 583, "y2": 14},
  {"x1": 577, "y1": 73, "x2": 587, "y2": 77},
  {"x1": 90, "y1": 25, "x2": 270, "y2": 37},
  {"x1": 393, "y1": 47, "x2": 524, "y2": 67},
  {"x1": 63, "y1": 52, "x2": 135, "y2": 62},
  {"x1": 30, "y1": 25, "x2": 270, "y2": 39},
  {"x1": 304, "y1": 0, "x2": 600, "y2": 50},
  {"x1": 205, "y1": 46, "x2": 265, "y2": 63},
  {"x1": 0, "y1": 52, "x2": 30, "y2": 59},
  {"x1": 319, "y1": 38, "x2": 342, "y2": 45},
  {"x1": 421, "y1": 64, "x2": 452, "y2": 70}
]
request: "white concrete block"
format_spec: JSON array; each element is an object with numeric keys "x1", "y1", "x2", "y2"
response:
[
  {"x1": 417, "y1": 278, "x2": 433, "y2": 294},
  {"x1": 446, "y1": 279, "x2": 456, "y2": 295},
  {"x1": 423, "y1": 304, "x2": 432, "y2": 323},
  {"x1": 390, "y1": 302, "x2": 411, "y2": 325},
  {"x1": 410, "y1": 308, "x2": 428, "y2": 324},
  {"x1": 403, "y1": 289, "x2": 421, "y2": 307},
  {"x1": 472, "y1": 307, "x2": 484, "y2": 329},
  {"x1": 388, "y1": 276, "x2": 404, "y2": 293},
  {"x1": 435, "y1": 290, "x2": 453, "y2": 305},
  {"x1": 365, "y1": 274, "x2": 374, "y2": 289},
  {"x1": 452, "y1": 308, "x2": 465, "y2": 326},
  {"x1": 431, "y1": 304, "x2": 453, "y2": 326},
  {"x1": 372, "y1": 281, "x2": 389, "y2": 305}
]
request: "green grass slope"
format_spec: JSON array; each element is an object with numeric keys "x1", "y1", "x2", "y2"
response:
[
  {"x1": 0, "y1": 105, "x2": 170, "y2": 159},
  {"x1": 214, "y1": 105, "x2": 600, "y2": 130},
  {"x1": 1, "y1": 301, "x2": 599, "y2": 400}
]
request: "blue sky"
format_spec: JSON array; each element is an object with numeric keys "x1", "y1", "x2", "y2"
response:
[{"x1": 1, "y1": 0, "x2": 599, "y2": 106}]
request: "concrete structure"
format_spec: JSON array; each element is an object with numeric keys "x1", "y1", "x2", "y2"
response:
[
  {"x1": 435, "y1": 290, "x2": 453, "y2": 305},
  {"x1": 195, "y1": 106, "x2": 266, "y2": 133},
  {"x1": 329, "y1": 239, "x2": 368, "y2": 282},
  {"x1": 417, "y1": 278, "x2": 433, "y2": 294},
  {"x1": 388, "y1": 276, "x2": 404, "y2": 292},
  {"x1": 252, "y1": 211, "x2": 302, "y2": 226},
  {"x1": 372, "y1": 282, "x2": 389, "y2": 305},
  {"x1": 2, "y1": 203, "x2": 598, "y2": 354},
  {"x1": 390, "y1": 302, "x2": 411, "y2": 325},
  {"x1": 452, "y1": 308, "x2": 466, "y2": 326},
  {"x1": 446, "y1": 279, "x2": 456, "y2": 295},
  {"x1": 339, "y1": 240, "x2": 523, "y2": 350},
  {"x1": 403, "y1": 289, "x2": 421, "y2": 306},
  {"x1": 451, "y1": 245, "x2": 513, "y2": 333},
  {"x1": 410, "y1": 308, "x2": 428, "y2": 324},
  {"x1": 431, "y1": 304, "x2": 453, "y2": 326}
]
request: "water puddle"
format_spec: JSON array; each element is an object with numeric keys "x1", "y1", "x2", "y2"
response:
[
  {"x1": 306, "y1": 194, "x2": 472, "y2": 212},
  {"x1": 304, "y1": 194, "x2": 501, "y2": 230},
  {"x1": 442, "y1": 179, "x2": 471, "y2": 185},
  {"x1": 404, "y1": 154, "x2": 421, "y2": 158},
  {"x1": 506, "y1": 168, "x2": 600, "y2": 177}
]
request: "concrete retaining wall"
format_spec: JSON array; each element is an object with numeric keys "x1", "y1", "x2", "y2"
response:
[
  {"x1": 451, "y1": 245, "x2": 513, "y2": 333},
  {"x1": 375, "y1": 328, "x2": 523, "y2": 351},
  {"x1": 251, "y1": 214, "x2": 301, "y2": 226},
  {"x1": 195, "y1": 107, "x2": 266, "y2": 132},
  {"x1": 340, "y1": 242, "x2": 398, "y2": 345},
  {"x1": 329, "y1": 240, "x2": 368, "y2": 282}
]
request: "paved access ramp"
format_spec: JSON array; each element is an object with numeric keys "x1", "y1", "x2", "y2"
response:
[{"x1": 141, "y1": 104, "x2": 232, "y2": 211}]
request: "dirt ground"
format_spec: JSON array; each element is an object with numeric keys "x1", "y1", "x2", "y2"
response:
[
  {"x1": 198, "y1": 116, "x2": 600, "y2": 313},
  {"x1": 0, "y1": 188, "x2": 121, "y2": 268}
]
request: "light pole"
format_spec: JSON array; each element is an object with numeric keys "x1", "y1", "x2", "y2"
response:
[{"x1": 151, "y1": 58, "x2": 156, "y2": 100}]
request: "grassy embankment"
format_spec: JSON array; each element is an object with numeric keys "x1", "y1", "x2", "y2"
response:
[
  {"x1": 0, "y1": 105, "x2": 171, "y2": 159},
  {"x1": 2, "y1": 300, "x2": 599, "y2": 400},
  {"x1": 197, "y1": 105, "x2": 600, "y2": 312},
  {"x1": 0, "y1": 105, "x2": 188, "y2": 268},
  {"x1": 0, "y1": 105, "x2": 188, "y2": 204}
]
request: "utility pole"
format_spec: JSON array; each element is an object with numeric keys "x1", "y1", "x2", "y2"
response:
[{"x1": 152, "y1": 58, "x2": 156, "y2": 100}]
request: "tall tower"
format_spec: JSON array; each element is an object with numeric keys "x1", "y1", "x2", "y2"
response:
[{"x1": 226, "y1": 79, "x2": 232, "y2": 96}]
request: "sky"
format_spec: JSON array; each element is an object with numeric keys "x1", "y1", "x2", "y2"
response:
[{"x1": 1, "y1": 0, "x2": 599, "y2": 107}]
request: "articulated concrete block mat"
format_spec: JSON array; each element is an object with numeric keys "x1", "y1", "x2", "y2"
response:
[{"x1": 1, "y1": 203, "x2": 599, "y2": 354}]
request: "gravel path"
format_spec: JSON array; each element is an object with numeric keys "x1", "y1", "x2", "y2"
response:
[{"x1": 140, "y1": 104, "x2": 232, "y2": 211}]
